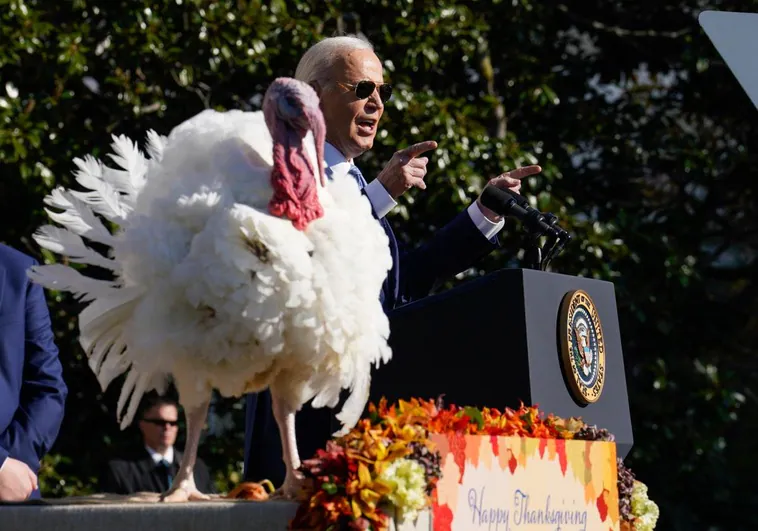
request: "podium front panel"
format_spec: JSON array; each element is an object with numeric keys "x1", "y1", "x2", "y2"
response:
[{"x1": 369, "y1": 268, "x2": 634, "y2": 458}]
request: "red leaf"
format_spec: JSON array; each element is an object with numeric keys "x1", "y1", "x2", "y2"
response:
[
  {"x1": 489, "y1": 435, "x2": 500, "y2": 456},
  {"x1": 555, "y1": 438, "x2": 567, "y2": 476},
  {"x1": 596, "y1": 489, "x2": 609, "y2": 521},
  {"x1": 538, "y1": 437, "x2": 548, "y2": 458},
  {"x1": 508, "y1": 451, "x2": 518, "y2": 474},
  {"x1": 447, "y1": 433, "x2": 467, "y2": 484},
  {"x1": 433, "y1": 501, "x2": 455, "y2": 531}
]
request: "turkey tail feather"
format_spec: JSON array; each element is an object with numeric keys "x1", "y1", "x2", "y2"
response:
[
  {"x1": 79, "y1": 287, "x2": 142, "y2": 353},
  {"x1": 78, "y1": 288, "x2": 143, "y2": 394},
  {"x1": 116, "y1": 370, "x2": 152, "y2": 430},
  {"x1": 70, "y1": 155, "x2": 129, "y2": 223},
  {"x1": 32, "y1": 226, "x2": 119, "y2": 272},
  {"x1": 333, "y1": 365, "x2": 372, "y2": 436},
  {"x1": 29, "y1": 130, "x2": 164, "y2": 432},
  {"x1": 43, "y1": 188, "x2": 116, "y2": 245},
  {"x1": 145, "y1": 130, "x2": 167, "y2": 162},
  {"x1": 107, "y1": 134, "x2": 148, "y2": 197},
  {"x1": 27, "y1": 264, "x2": 118, "y2": 302}
]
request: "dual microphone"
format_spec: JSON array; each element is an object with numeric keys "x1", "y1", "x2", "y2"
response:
[{"x1": 479, "y1": 185, "x2": 570, "y2": 241}]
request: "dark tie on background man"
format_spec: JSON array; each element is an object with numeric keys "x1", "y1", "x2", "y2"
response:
[{"x1": 158, "y1": 458, "x2": 173, "y2": 489}]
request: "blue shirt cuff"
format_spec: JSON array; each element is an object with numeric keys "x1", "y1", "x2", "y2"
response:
[
  {"x1": 364, "y1": 179, "x2": 397, "y2": 219},
  {"x1": 467, "y1": 201, "x2": 505, "y2": 240}
]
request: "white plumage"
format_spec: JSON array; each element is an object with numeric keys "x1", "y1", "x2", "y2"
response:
[{"x1": 28, "y1": 78, "x2": 393, "y2": 500}]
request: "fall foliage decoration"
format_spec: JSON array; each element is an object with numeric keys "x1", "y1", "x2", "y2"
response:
[{"x1": 263, "y1": 397, "x2": 656, "y2": 530}]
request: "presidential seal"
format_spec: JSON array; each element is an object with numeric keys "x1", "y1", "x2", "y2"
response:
[{"x1": 558, "y1": 290, "x2": 605, "y2": 404}]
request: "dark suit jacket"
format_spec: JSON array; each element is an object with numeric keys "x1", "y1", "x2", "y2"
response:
[
  {"x1": 243, "y1": 201, "x2": 499, "y2": 486},
  {"x1": 0, "y1": 243, "x2": 68, "y2": 499},
  {"x1": 100, "y1": 447, "x2": 216, "y2": 494}
]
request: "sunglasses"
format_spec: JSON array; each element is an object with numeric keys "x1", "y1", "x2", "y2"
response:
[
  {"x1": 337, "y1": 80, "x2": 393, "y2": 103},
  {"x1": 142, "y1": 418, "x2": 179, "y2": 428}
]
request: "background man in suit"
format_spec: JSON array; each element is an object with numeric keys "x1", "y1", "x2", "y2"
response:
[
  {"x1": 0, "y1": 243, "x2": 68, "y2": 501},
  {"x1": 100, "y1": 394, "x2": 215, "y2": 495},
  {"x1": 243, "y1": 35, "x2": 542, "y2": 486}
]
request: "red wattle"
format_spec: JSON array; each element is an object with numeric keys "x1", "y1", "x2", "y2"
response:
[{"x1": 268, "y1": 124, "x2": 324, "y2": 230}]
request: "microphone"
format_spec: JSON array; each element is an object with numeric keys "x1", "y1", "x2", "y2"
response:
[
  {"x1": 480, "y1": 185, "x2": 563, "y2": 238},
  {"x1": 479, "y1": 184, "x2": 572, "y2": 270}
]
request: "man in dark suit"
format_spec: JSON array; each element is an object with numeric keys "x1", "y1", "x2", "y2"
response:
[
  {"x1": 243, "y1": 35, "x2": 542, "y2": 486},
  {"x1": 0, "y1": 243, "x2": 68, "y2": 501},
  {"x1": 100, "y1": 395, "x2": 215, "y2": 495}
]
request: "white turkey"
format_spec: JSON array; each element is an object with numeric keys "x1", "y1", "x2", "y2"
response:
[{"x1": 27, "y1": 78, "x2": 393, "y2": 501}]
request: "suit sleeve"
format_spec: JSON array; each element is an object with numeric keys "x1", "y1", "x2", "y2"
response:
[
  {"x1": 100, "y1": 461, "x2": 128, "y2": 494},
  {"x1": 0, "y1": 265, "x2": 67, "y2": 470},
  {"x1": 396, "y1": 209, "x2": 499, "y2": 306}
]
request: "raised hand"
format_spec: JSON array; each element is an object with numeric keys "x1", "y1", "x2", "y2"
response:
[
  {"x1": 477, "y1": 165, "x2": 543, "y2": 222},
  {"x1": 376, "y1": 141, "x2": 438, "y2": 199}
]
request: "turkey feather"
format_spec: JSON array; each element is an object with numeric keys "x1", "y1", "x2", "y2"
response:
[
  {"x1": 71, "y1": 155, "x2": 130, "y2": 222},
  {"x1": 145, "y1": 130, "x2": 167, "y2": 162},
  {"x1": 43, "y1": 189, "x2": 116, "y2": 245},
  {"x1": 27, "y1": 263, "x2": 118, "y2": 302},
  {"x1": 107, "y1": 134, "x2": 148, "y2": 195},
  {"x1": 32, "y1": 226, "x2": 119, "y2": 272}
]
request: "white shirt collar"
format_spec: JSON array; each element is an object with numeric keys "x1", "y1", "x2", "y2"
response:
[
  {"x1": 323, "y1": 141, "x2": 355, "y2": 177},
  {"x1": 145, "y1": 445, "x2": 174, "y2": 465}
]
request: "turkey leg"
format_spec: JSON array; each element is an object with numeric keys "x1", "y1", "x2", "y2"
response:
[
  {"x1": 161, "y1": 398, "x2": 212, "y2": 502},
  {"x1": 271, "y1": 394, "x2": 304, "y2": 498}
]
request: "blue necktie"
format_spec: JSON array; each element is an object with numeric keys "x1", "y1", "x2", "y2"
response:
[
  {"x1": 348, "y1": 165, "x2": 368, "y2": 190},
  {"x1": 159, "y1": 458, "x2": 173, "y2": 488}
]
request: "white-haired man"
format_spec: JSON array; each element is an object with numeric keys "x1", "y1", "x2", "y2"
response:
[{"x1": 244, "y1": 35, "x2": 542, "y2": 487}]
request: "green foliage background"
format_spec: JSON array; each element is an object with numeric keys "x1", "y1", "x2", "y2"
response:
[{"x1": 2, "y1": 1, "x2": 756, "y2": 528}]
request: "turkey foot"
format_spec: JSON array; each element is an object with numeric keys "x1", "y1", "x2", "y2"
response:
[
  {"x1": 271, "y1": 469, "x2": 305, "y2": 499},
  {"x1": 160, "y1": 399, "x2": 212, "y2": 503},
  {"x1": 161, "y1": 477, "x2": 212, "y2": 502},
  {"x1": 270, "y1": 392, "x2": 304, "y2": 499}
]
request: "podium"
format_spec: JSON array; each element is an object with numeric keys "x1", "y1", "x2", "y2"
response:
[{"x1": 369, "y1": 267, "x2": 634, "y2": 458}]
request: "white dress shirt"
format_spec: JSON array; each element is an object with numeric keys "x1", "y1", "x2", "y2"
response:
[
  {"x1": 145, "y1": 445, "x2": 174, "y2": 465},
  {"x1": 323, "y1": 142, "x2": 504, "y2": 240}
]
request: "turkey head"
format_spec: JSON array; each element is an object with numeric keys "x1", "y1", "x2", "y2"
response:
[{"x1": 263, "y1": 77, "x2": 327, "y2": 231}]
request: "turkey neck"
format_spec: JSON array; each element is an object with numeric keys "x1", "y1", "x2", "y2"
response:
[{"x1": 268, "y1": 122, "x2": 324, "y2": 231}]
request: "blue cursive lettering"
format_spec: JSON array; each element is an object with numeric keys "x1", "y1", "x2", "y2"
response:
[
  {"x1": 513, "y1": 489, "x2": 588, "y2": 530},
  {"x1": 468, "y1": 486, "x2": 511, "y2": 531}
]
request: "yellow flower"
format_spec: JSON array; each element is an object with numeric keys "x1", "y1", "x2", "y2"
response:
[
  {"x1": 379, "y1": 458, "x2": 428, "y2": 523},
  {"x1": 341, "y1": 461, "x2": 395, "y2": 528},
  {"x1": 631, "y1": 480, "x2": 660, "y2": 531}
]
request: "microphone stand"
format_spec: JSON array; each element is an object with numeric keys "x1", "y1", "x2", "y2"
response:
[
  {"x1": 542, "y1": 232, "x2": 571, "y2": 270},
  {"x1": 521, "y1": 212, "x2": 571, "y2": 271},
  {"x1": 524, "y1": 230, "x2": 543, "y2": 270}
]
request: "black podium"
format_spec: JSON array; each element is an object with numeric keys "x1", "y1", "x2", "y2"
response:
[{"x1": 369, "y1": 268, "x2": 634, "y2": 458}]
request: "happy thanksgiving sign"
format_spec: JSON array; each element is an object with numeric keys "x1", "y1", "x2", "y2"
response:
[{"x1": 430, "y1": 435, "x2": 620, "y2": 531}]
